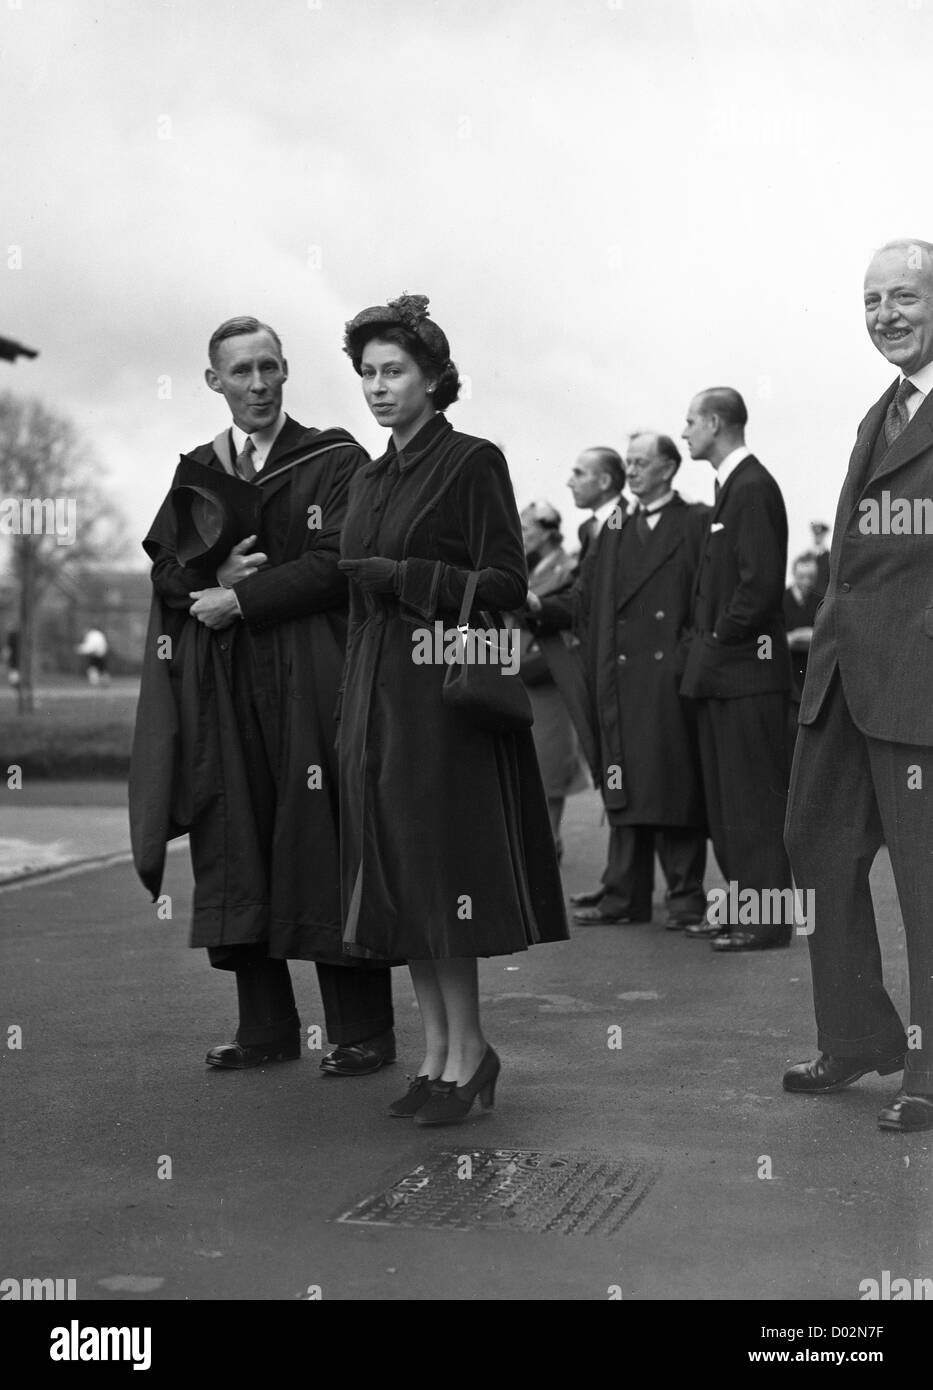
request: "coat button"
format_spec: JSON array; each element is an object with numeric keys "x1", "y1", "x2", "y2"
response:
[
  {"x1": 841, "y1": 582, "x2": 850, "y2": 593},
  {"x1": 654, "y1": 651, "x2": 663, "y2": 660},
  {"x1": 617, "y1": 654, "x2": 627, "y2": 664},
  {"x1": 655, "y1": 610, "x2": 665, "y2": 620}
]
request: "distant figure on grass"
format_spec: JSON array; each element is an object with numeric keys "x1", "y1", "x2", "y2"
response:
[
  {"x1": 3, "y1": 629, "x2": 20, "y2": 687},
  {"x1": 76, "y1": 627, "x2": 110, "y2": 686}
]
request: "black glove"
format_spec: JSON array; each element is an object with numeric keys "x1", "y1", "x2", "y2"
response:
[{"x1": 337, "y1": 557, "x2": 400, "y2": 594}]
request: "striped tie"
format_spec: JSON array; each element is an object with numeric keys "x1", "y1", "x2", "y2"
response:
[
  {"x1": 235, "y1": 437, "x2": 257, "y2": 481},
  {"x1": 884, "y1": 378, "x2": 918, "y2": 448}
]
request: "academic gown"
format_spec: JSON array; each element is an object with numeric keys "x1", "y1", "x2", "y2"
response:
[{"x1": 129, "y1": 415, "x2": 375, "y2": 965}]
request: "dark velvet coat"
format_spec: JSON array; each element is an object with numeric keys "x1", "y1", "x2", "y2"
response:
[
  {"x1": 537, "y1": 494, "x2": 709, "y2": 826},
  {"x1": 129, "y1": 416, "x2": 369, "y2": 964},
  {"x1": 337, "y1": 413, "x2": 569, "y2": 960}
]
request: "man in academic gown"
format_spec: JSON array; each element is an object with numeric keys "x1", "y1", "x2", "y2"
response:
[{"x1": 130, "y1": 316, "x2": 394, "y2": 1075}]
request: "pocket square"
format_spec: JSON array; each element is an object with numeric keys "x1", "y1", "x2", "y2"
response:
[{"x1": 711, "y1": 522, "x2": 725, "y2": 533}]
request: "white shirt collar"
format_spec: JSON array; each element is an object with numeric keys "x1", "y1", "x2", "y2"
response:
[
  {"x1": 715, "y1": 445, "x2": 752, "y2": 488},
  {"x1": 640, "y1": 489, "x2": 675, "y2": 514},
  {"x1": 592, "y1": 494, "x2": 624, "y2": 530},
  {"x1": 905, "y1": 359, "x2": 933, "y2": 402},
  {"x1": 231, "y1": 410, "x2": 287, "y2": 467}
]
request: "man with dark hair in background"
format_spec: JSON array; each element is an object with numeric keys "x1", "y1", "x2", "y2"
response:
[
  {"x1": 130, "y1": 316, "x2": 395, "y2": 1078},
  {"x1": 803, "y1": 520, "x2": 831, "y2": 596},
  {"x1": 783, "y1": 554, "x2": 820, "y2": 703},
  {"x1": 566, "y1": 446, "x2": 627, "y2": 572},
  {"x1": 680, "y1": 387, "x2": 793, "y2": 952}
]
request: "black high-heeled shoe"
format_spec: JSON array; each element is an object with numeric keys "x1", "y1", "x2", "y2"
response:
[
  {"x1": 413, "y1": 1046, "x2": 500, "y2": 1126},
  {"x1": 387, "y1": 1074, "x2": 434, "y2": 1117}
]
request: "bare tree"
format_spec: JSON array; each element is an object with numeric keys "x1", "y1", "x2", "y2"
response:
[{"x1": 0, "y1": 392, "x2": 127, "y2": 713}]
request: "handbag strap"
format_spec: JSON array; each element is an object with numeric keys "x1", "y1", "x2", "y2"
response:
[{"x1": 456, "y1": 572, "x2": 480, "y2": 632}]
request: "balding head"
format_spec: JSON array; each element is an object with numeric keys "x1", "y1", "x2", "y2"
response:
[
  {"x1": 864, "y1": 240, "x2": 933, "y2": 375},
  {"x1": 626, "y1": 431, "x2": 682, "y2": 504}
]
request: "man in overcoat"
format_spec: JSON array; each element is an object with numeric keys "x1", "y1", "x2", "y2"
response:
[
  {"x1": 680, "y1": 388, "x2": 793, "y2": 952},
  {"x1": 784, "y1": 239, "x2": 933, "y2": 1133},
  {"x1": 130, "y1": 316, "x2": 394, "y2": 1074},
  {"x1": 532, "y1": 432, "x2": 709, "y2": 927}
]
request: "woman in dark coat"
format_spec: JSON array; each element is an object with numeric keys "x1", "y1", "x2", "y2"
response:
[{"x1": 338, "y1": 294, "x2": 568, "y2": 1125}]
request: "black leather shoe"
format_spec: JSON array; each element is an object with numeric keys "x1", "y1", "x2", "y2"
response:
[
  {"x1": 783, "y1": 1051, "x2": 904, "y2": 1094},
  {"x1": 573, "y1": 905, "x2": 642, "y2": 926},
  {"x1": 711, "y1": 931, "x2": 790, "y2": 952},
  {"x1": 320, "y1": 1029, "x2": 396, "y2": 1076},
  {"x1": 569, "y1": 886, "x2": 606, "y2": 907},
  {"x1": 878, "y1": 1092, "x2": 933, "y2": 1132},
  {"x1": 205, "y1": 1039, "x2": 301, "y2": 1069}
]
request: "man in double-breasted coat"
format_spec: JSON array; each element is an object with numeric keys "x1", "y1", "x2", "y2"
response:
[
  {"x1": 533, "y1": 432, "x2": 709, "y2": 927},
  {"x1": 130, "y1": 317, "x2": 394, "y2": 1075},
  {"x1": 784, "y1": 238, "x2": 933, "y2": 1133}
]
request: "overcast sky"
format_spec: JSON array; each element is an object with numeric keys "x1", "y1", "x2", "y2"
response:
[{"x1": 2, "y1": 0, "x2": 931, "y2": 568}]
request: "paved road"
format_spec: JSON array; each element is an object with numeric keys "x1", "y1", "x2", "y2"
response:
[{"x1": 2, "y1": 790, "x2": 930, "y2": 1301}]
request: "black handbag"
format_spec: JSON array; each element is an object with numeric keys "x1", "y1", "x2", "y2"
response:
[{"x1": 441, "y1": 572, "x2": 534, "y2": 733}]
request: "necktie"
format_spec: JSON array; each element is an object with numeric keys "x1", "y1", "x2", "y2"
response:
[
  {"x1": 635, "y1": 506, "x2": 651, "y2": 544},
  {"x1": 884, "y1": 378, "x2": 918, "y2": 448},
  {"x1": 235, "y1": 437, "x2": 257, "y2": 481},
  {"x1": 714, "y1": 478, "x2": 721, "y2": 502}
]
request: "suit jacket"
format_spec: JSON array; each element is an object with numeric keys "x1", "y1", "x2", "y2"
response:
[
  {"x1": 800, "y1": 379, "x2": 933, "y2": 744},
  {"x1": 680, "y1": 455, "x2": 791, "y2": 699}
]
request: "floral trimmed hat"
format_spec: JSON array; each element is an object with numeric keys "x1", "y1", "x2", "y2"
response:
[{"x1": 343, "y1": 292, "x2": 451, "y2": 367}]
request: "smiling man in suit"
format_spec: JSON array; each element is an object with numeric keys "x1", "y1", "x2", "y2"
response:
[
  {"x1": 680, "y1": 388, "x2": 793, "y2": 952},
  {"x1": 130, "y1": 316, "x2": 394, "y2": 1078},
  {"x1": 783, "y1": 239, "x2": 933, "y2": 1133}
]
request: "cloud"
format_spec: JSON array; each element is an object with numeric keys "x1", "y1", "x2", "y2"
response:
[{"x1": 1, "y1": 0, "x2": 931, "y2": 562}]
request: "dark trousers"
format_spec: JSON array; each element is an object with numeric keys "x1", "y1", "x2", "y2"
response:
[
  {"x1": 785, "y1": 672, "x2": 929, "y2": 1089},
  {"x1": 214, "y1": 943, "x2": 394, "y2": 1048},
  {"x1": 601, "y1": 824, "x2": 707, "y2": 921},
  {"x1": 695, "y1": 691, "x2": 792, "y2": 942}
]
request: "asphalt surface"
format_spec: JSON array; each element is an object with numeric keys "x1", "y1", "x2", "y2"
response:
[{"x1": 2, "y1": 786, "x2": 931, "y2": 1302}]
